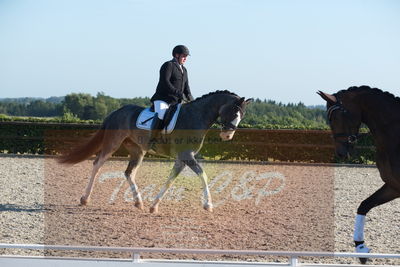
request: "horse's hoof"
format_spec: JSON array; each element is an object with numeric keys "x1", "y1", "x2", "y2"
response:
[
  {"x1": 150, "y1": 206, "x2": 158, "y2": 214},
  {"x1": 134, "y1": 201, "x2": 144, "y2": 210},
  {"x1": 359, "y1": 257, "x2": 368, "y2": 264},
  {"x1": 355, "y1": 243, "x2": 370, "y2": 264},
  {"x1": 80, "y1": 196, "x2": 89, "y2": 206},
  {"x1": 203, "y1": 204, "x2": 213, "y2": 212}
]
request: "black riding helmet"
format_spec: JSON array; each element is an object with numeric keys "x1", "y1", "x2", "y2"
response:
[{"x1": 172, "y1": 45, "x2": 190, "y2": 56}]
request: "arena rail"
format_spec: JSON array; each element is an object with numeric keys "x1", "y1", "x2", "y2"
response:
[{"x1": 1, "y1": 243, "x2": 400, "y2": 267}]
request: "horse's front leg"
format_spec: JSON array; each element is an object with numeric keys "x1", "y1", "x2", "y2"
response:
[
  {"x1": 198, "y1": 170, "x2": 213, "y2": 212},
  {"x1": 183, "y1": 153, "x2": 213, "y2": 212},
  {"x1": 354, "y1": 183, "x2": 400, "y2": 264},
  {"x1": 150, "y1": 160, "x2": 185, "y2": 213}
]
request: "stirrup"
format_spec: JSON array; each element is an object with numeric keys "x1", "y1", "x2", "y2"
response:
[
  {"x1": 148, "y1": 143, "x2": 157, "y2": 152},
  {"x1": 148, "y1": 131, "x2": 161, "y2": 151}
]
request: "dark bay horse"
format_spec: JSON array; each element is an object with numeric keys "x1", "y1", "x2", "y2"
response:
[
  {"x1": 318, "y1": 86, "x2": 400, "y2": 263},
  {"x1": 59, "y1": 90, "x2": 252, "y2": 213}
]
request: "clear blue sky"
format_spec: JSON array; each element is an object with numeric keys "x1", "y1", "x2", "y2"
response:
[{"x1": 1, "y1": 0, "x2": 399, "y2": 105}]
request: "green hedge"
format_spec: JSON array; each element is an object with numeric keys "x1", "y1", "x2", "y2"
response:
[
  {"x1": 0, "y1": 121, "x2": 376, "y2": 163},
  {"x1": 0, "y1": 121, "x2": 98, "y2": 154}
]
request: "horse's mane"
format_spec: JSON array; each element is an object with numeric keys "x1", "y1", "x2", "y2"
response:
[
  {"x1": 191, "y1": 90, "x2": 239, "y2": 103},
  {"x1": 337, "y1": 85, "x2": 400, "y2": 104}
]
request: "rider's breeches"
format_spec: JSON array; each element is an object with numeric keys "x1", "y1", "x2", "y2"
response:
[{"x1": 154, "y1": 100, "x2": 170, "y2": 120}]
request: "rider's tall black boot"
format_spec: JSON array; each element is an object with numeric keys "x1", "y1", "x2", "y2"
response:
[{"x1": 148, "y1": 114, "x2": 164, "y2": 150}]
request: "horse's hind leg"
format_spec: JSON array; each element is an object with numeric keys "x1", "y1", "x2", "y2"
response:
[
  {"x1": 123, "y1": 141, "x2": 145, "y2": 210},
  {"x1": 80, "y1": 153, "x2": 107, "y2": 205},
  {"x1": 353, "y1": 183, "x2": 400, "y2": 263},
  {"x1": 150, "y1": 160, "x2": 186, "y2": 214},
  {"x1": 80, "y1": 131, "x2": 127, "y2": 205}
]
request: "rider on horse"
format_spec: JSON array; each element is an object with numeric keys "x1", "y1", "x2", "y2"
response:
[{"x1": 149, "y1": 45, "x2": 194, "y2": 147}]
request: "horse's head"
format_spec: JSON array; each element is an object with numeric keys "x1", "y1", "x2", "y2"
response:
[
  {"x1": 318, "y1": 91, "x2": 362, "y2": 158},
  {"x1": 219, "y1": 97, "x2": 253, "y2": 141}
]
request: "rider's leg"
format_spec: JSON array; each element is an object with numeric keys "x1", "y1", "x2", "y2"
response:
[
  {"x1": 149, "y1": 100, "x2": 169, "y2": 147},
  {"x1": 149, "y1": 113, "x2": 164, "y2": 140}
]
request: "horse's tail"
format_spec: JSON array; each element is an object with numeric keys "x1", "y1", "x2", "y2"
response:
[{"x1": 58, "y1": 129, "x2": 105, "y2": 164}]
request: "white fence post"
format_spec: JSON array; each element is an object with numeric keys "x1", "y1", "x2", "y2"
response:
[
  {"x1": 132, "y1": 252, "x2": 141, "y2": 263},
  {"x1": 290, "y1": 256, "x2": 299, "y2": 267}
]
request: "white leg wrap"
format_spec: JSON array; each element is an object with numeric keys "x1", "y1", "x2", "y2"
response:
[
  {"x1": 353, "y1": 214, "x2": 366, "y2": 241},
  {"x1": 355, "y1": 243, "x2": 371, "y2": 253}
]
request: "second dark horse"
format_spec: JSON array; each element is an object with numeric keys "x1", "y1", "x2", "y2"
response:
[{"x1": 318, "y1": 86, "x2": 400, "y2": 263}]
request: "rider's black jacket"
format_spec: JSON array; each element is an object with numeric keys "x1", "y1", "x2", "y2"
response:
[{"x1": 150, "y1": 59, "x2": 194, "y2": 105}]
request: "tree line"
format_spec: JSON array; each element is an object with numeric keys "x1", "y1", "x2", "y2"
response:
[
  {"x1": 0, "y1": 92, "x2": 328, "y2": 129},
  {"x1": 0, "y1": 93, "x2": 150, "y2": 121}
]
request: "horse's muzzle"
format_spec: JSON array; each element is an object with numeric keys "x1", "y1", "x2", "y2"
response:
[
  {"x1": 220, "y1": 130, "x2": 235, "y2": 141},
  {"x1": 335, "y1": 143, "x2": 354, "y2": 159}
]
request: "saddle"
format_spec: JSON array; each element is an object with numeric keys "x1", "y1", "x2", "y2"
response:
[{"x1": 136, "y1": 103, "x2": 182, "y2": 134}]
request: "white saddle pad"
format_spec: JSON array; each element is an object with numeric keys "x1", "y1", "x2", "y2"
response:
[{"x1": 136, "y1": 104, "x2": 182, "y2": 134}]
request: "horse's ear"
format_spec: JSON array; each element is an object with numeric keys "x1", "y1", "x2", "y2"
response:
[
  {"x1": 245, "y1": 98, "x2": 253, "y2": 105},
  {"x1": 317, "y1": 91, "x2": 337, "y2": 104}
]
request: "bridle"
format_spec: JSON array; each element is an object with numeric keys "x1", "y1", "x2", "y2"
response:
[
  {"x1": 219, "y1": 105, "x2": 245, "y2": 131},
  {"x1": 327, "y1": 101, "x2": 359, "y2": 145}
]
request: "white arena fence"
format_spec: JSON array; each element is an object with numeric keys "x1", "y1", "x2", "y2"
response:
[{"x1": 1, "y1": 243, "x2": 400, "y2": 267}]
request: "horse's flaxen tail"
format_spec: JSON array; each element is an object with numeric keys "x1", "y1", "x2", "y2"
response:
[{"x1": 58, "y1": 129, "x2": 105, "y2": 164}]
